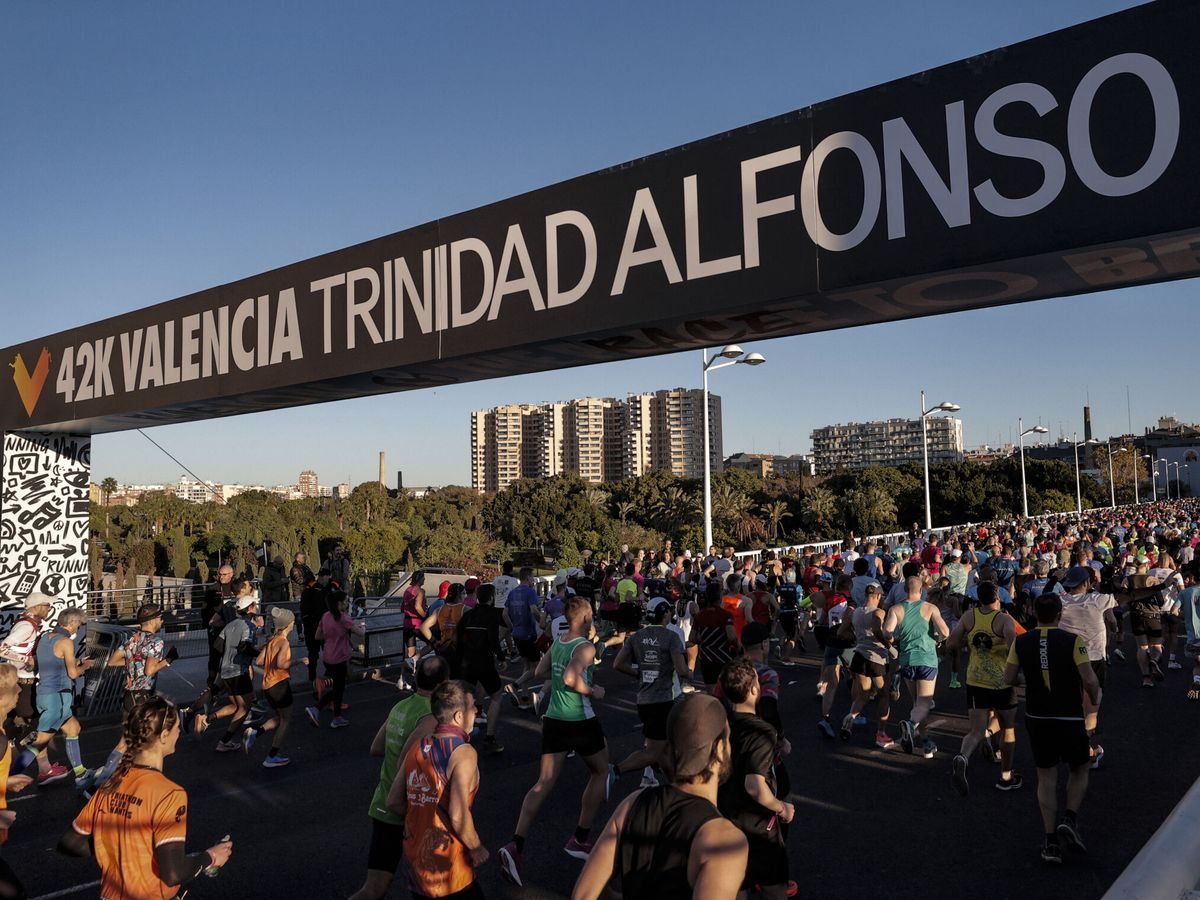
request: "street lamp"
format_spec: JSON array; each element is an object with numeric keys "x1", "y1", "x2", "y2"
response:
[
  {"x1": 1146, "y1": 455, "x2": 1157, "y2": 501},
  {"x1": 1159, "y1": 459, "x2": 1171, "y2": 500},
  {"x1": 1172, "y1": 461, "x2": 1181, "y2": 498},
  {"x1": 921, "y1": 391, "x2": 961, "y2": 533},
  {"x1": 1109, "y1": 446, "x2": 1127, "y2": 508},
  {"x1": 1185, "y1": 464, "x2": 1191, "y2": 498},
  {"x1": 1018, "y1": 418, "x2": 1049, "y2": 519},
  {"x1": 702, "y1": 345, "x2": 765, "y2": 551},
  {"x1": 1073, "y1": 433, "x2": 1099, "y2": 516}
]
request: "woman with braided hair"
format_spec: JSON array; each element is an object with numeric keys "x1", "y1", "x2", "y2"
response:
[{"x1": 58, "y1": 697, "x2": 233, "y2": 899}]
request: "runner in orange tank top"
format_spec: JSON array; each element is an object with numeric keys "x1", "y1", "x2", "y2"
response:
[{"x1": 390, "y1": 681, "x2": 486, "y2": 900}]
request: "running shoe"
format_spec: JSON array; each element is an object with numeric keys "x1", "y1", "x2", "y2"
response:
[
  {"x1": 786, "y1": 881, "x2": 799, "y2": 898},
  {"x1": 262, "y1": 754, "x2": 291, "y2": 768},
  {"x1": 1041, "y1": 842, "x2": 1062, "y2": 864},
  {"x1": 1142, "y1": 678, "x2": 1155, "y2": 689},
  {"x1": 874, "y1": 732, "x2": 896, "y2": 750},
  {"x1": 1150, "y1": 658, "x2": 1165, "y2": 682},
  {"x1": 606, "y1": 764, "x2": 620, "y2": 800},
  {"x1": 243, "y1": 727, "x2": 258, "y2": 753},
  {"x1": 1090, "y1": 744, "x2": 1105, "y2": 770},
  {"x1": 1057, "y1": 818, "x2": 1087, "y2": 854},
  {"x1": 330, "y1": 717, "x2": 350, "y2": 729},
  {"x1": 949, "y1": 676, "x2": 962, "y2": 689},
  {"x1": 1168, "y1": 658, "x2": 1182, "y2": 670},
  {"x1": 899, "y1": 720, "x2": 915, "y2": 754},
  {"x1": 889, "y1": 673, "x2": 902, "y2": 701},
  {"x1": 852, "y1": 715, "x2": 868, "y2": 726},
  {"x1": 1187, "y1": 682, "x2": 1200, "y2": 701},
  {"x1": 498, "y1": 842, "x2": 524, "y2": 886},
  {"x1": 475, "y1": 712, "x2": 488, "y2": 727},
  {"x1": 922, "y1": 738, "x2": 937, "y2": 759},
  {"x1": 563, "y1": 836, "x2": 594, "y2": 860},
  {"x1": 979, "y1": 738, "x2": 1000, "y2": 764},
  {"x1": 305, "y1": 706, "x2": 321, "y2": 727},
  {"x1": 951, "y1": 754, "x2": 969, "y2": 796},
  {"x1": 37, "y1": 763, "x2": 71, "y2": 786},
  {"x1": 639, "y1": 767, "x2": 659, "y2": 789},
  {"x1": 483, "y1": 736, "x2": 505, "y2": 755},
  {"x1": 314, "y1": 677, "x2": 327, "y2": 701},
  {"x1": 994, "y1": 772, "x2": 1024, "y2": 791},
  {"x1": 1112, "y1": 647, "x2": 1126, "y2": 661},
  {"x1": 817, "y1": 719, "x2": 835, "y2": 739},
  {"x1": 215, "y1": 739, "x2": 241, "y2": 753},
  {"x1": 839, "y1": 715, "x2": 854, "y2": 742},
  {"x1": 74, "y1": 768, "x2": 97, "y2": 793}
]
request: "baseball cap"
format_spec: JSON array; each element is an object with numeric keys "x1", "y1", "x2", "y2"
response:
[
  {"x1": 24, "y1": 591, "x2": 54, "y2": 609},
  {"x1": 272, "y1": 607, "x2": 295, "y2": 628},
  {"x1": 755, "y1": 573, "x2": 768, "y2": 585},
  {"x1": 950, "y1": 549, "x2": 962, "y2": 558},
  {"x1": 1061, "y1": 565, "x2": 1093, "y2": 589},
  {"x1": 136, "y1": 603, "x2": 163, "y2": 623},
  {"x1": 646, "y1": 597, "x2": 672, "y2": 622},
  {"x1": 741, "y1": 621, "x2": 770, "y2": 647},
  {"x1": 666, "y1": 694, "x2": 729, "y2": 780},
  {"x1": 818, "y1": 571, "x2": 834, "y2": 584},
  {"x1": 465, "y1": 577, "x2": 481, "y2": 592},
  {"x1": 554, "y1": 569, "x2": 569, "y2": 586},
  {"x1": 236, "y1": 595, "x2": 259, "y2": 611}
]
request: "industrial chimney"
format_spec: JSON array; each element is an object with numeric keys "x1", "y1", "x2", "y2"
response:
[
  {"x1": 1083, "y1": 407, "x2": 1094, "y2": 467},
  {"x1": 378, "y1": 451, "x2": 385, "y2": 487}
]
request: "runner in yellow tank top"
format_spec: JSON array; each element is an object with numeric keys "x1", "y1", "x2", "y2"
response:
[{"x1": 946, "y1": 582, "x2": 1021, "y2": 796}]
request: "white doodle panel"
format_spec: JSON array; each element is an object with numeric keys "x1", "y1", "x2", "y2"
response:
[{"x1": 0, "y1": 431, "x2": 91, "y2": 639}]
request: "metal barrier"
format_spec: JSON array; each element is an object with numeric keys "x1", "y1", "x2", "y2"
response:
[
  {"x1": 78, "y1": 621, "x2": 134, "y2": 720},
  {"x1": 1102, "y1": 774, "x2": 1200, "y2": 900}
]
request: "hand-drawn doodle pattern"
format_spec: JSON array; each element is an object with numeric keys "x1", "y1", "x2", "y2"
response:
[{"x1": 0, "y1": 431, "x2": 91, "y2": 640}]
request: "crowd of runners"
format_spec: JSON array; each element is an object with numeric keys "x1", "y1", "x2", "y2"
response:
[{"x1": 1, "y1": 499, "x2": 1198, "y2": 898}]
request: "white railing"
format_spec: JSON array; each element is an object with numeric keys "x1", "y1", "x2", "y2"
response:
[{"x1": 1102, "y1": 774, "x2": 1200, "y2": 900}]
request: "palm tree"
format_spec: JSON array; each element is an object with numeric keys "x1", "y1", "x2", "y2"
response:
[
  {"x1": 652, "y1": 485, "x2": 692, "y2": 532},
  {"x1": 584, "y1": 488, "x2": 610, "y2": 510},
  {"x1": 758, "y1": 500, "x2": 792, "y2": 542},
  {"x1": 801, "y1": 487, "x2": 836, "y2": 531},
  {"x1": 100, "y1": 477, "x2": 118, "y2": 506},
  {"x1": 845, "y1": 485, "x2": 898, "y2": 536},
  {"x1": 615, "y1": 501, "x2": 636, "y2": 525}
]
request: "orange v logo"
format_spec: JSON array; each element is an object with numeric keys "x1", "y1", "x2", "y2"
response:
[{"x1": 11, "y1": 348, "x2": 51, "y2": 417}]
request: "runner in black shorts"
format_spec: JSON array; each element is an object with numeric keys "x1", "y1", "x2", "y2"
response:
[
  {"x1": 459, "y1": 584, "x2": 507, "y2": 755},
  {"x1": 1004, "y1": 594, "x2": 1101, "y2": 864}
]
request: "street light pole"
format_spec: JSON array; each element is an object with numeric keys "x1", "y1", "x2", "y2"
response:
[
  {"x1": 1147, "y1": 455, "x2": 1158, "y2": 500},
  {"x1": 1018, "y1": 418, "x2": 1048, "y2": 519},
  {"x1": 702, "y1": 345, "x2": 766, "y2": 551},
  {"x1": 920, "y1": 391, "x2": 961, "y2": 534},
  {"x1": 1172, "y1": 462, "x2": 1181, "y2": 497},
  {"x1": 1108, "y1": 446, "x2": 1116, "y2": 508},
  {"x1": 1133, "y1": 451, "x2": 1140, "y2": 505},
  {"x1": 1074, "y1": 433, "x2": 1083, "y2": 516}
]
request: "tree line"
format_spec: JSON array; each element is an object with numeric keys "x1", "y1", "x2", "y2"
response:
[{"x1": 92, "y1": 452, "x2": 1135, "y2": 591}]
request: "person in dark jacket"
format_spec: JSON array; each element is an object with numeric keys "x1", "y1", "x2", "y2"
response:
[
  {"x1": 290, "y1": 553, "x2": 315, "y2": 600},
  {"x1": 261, "y1": 555, "x2": 289, "y2": 607},
  {"x1": 300, "y1": 570, "x2": 339, "y2": 683}
]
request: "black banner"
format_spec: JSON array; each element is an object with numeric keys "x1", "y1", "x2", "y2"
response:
[{"x1": 3, "y1": 0, "x2": 1197, "y2": 434}]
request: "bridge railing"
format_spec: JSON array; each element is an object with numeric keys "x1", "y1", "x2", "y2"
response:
[{"x1": 1102, "y1": 774, "x2": 1200, "y2": 900}]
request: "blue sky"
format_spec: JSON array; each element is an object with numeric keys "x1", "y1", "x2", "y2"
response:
[{"x1": 3, "y1": 1, "x2": 1191, "y2": 489}]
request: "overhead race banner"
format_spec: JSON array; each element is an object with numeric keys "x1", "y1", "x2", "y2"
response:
[{"x1": 2, "y1": 0, "x2": 1197, "y2": 434}]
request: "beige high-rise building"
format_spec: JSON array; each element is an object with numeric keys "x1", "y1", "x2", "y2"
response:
[
  {"x1": 470, "y1": 389, "x2": 721, "y2": 491},
  {"x1": 298, "y1": 470, "x2": 320, "y2": 498},
  {"x1": 810, "y1": 416, "x2": 964, "y2": 474}
]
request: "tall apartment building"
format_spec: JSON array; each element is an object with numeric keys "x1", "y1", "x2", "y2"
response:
[
  {"x1": 298, "y1": 470, "x2": 320, "y2": 498},
  {"x1": 470, "y1": 389, "x2": 721, "y2": 492},
  {"x1": 810, "y1": 417, "x2": 963, "y2": 474}
]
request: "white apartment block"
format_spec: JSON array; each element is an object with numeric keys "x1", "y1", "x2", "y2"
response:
[
  {"x1": 810, "y1": 417, "x2": 963, "y2": 474},
  {"x1": 471, "y1": 389, "x2": 722, "y2": 492}
]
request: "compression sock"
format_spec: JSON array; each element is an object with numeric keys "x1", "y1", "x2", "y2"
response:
[
  {"x1": 574, "y1": 825, "x2": 591, "y2": 844},
  {"x1": 64, "y1": 736, "x2": 85, "y2": 775},
  {"x1": 96, "y1": 750, "x2": 122, "y2": 785},
  {"x1": 1064, "y1": 809, "x2": 1078, "y2": 825},
  {"x1": 34, "y1": 749, "x2": 51, "y2": 775},
  {"x1": 513, "y1": 835, "x2": 526, "y2": 854}
]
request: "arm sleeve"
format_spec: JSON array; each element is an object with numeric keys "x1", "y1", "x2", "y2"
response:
[{"x1": 155, "y1": 841, "x2": 210, "y2": 887}]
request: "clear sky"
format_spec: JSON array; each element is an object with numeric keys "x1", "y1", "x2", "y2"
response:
[{"x1": 3, "y1": 0, "x2": 1192, "y2": 489}]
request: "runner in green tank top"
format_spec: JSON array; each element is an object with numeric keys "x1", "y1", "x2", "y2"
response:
[
  {"x1": 500, "y1": 596, "x2": 613, "y2": 887},
  {"x1": 884, "y1": 576, "x2": 951, "y2": 760}
]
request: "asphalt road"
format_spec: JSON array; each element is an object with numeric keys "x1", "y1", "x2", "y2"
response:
[{"x1": 8, "y1": 634, "x2": 1198, "y2": 900}]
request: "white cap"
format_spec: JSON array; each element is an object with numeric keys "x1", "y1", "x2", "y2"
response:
[
  {"x1": 24, "y1": 591, "x2": 55, "y2": 609},
  {"x1": 950, "y1": 549, "x2": 962, "y2": 558},
  {"x1": 236, "y1": 595, "x2": 258, "y2": 611}
]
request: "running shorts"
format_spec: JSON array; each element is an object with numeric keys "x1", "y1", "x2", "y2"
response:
[
  {"x1": 461, "y1": 658, "x2": 502, "y2": 695},
  {"x1": 1183, "y1": 640, "x2": 1200, "y2": 660},
  {"x1": 965, "y1": 684, "x2": 1017, "y2": 711},
  {"x1": 541, "y1": 715, "x2": 606, "y2": 757},
  {"x1": 698, "y1": 657, "x2": 726, "y2": 685},
  {"x1": 122, "y1": 689, "x2": 158, "y2": 714},
  {"x1": 14, "y1": 681, "x2": 36, "y2": 721},
  {"x1": 1024, "y1": 716, "x2": 1090, "y2": 769},
  {"x1": 899, "y1": 665, "x2": 939, "y2": 682},
  {"x1": 223, "y1": 673, "x2": 253, "y2": 698},
  {"x1": 823, "y1": 646, "x2": 854, "y2": 668},
  {"x1": 616, "y1": 605, "x2": 641, "y2": 633},
  {"x1": 849, "y1": 653, "x2": 887, "y2": 679},
  {"x1": 36, "y1": 690, "x2": 74, "y2": 732},
  {"x1": 401, "y1": 628, "x2": 420, "y2": 650},
  {"x1": 266, "y1": 681, "x2": 294, "y2": 710},
  {"x1": 779, "y1": 612, "x2": 798, "y2": 639},
  {"x1": 515, "y1": 637, "x2": 541, "y2": 662},
  {"x1": 1130, "y1": 614, "x2": 1163, "y2": 640},
  {"x1": 366, "y1": 817, "x2": 406, "y2": 874},
  {"x1": 636, "y1": 700, "x2": 676, "y2": 741}
]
